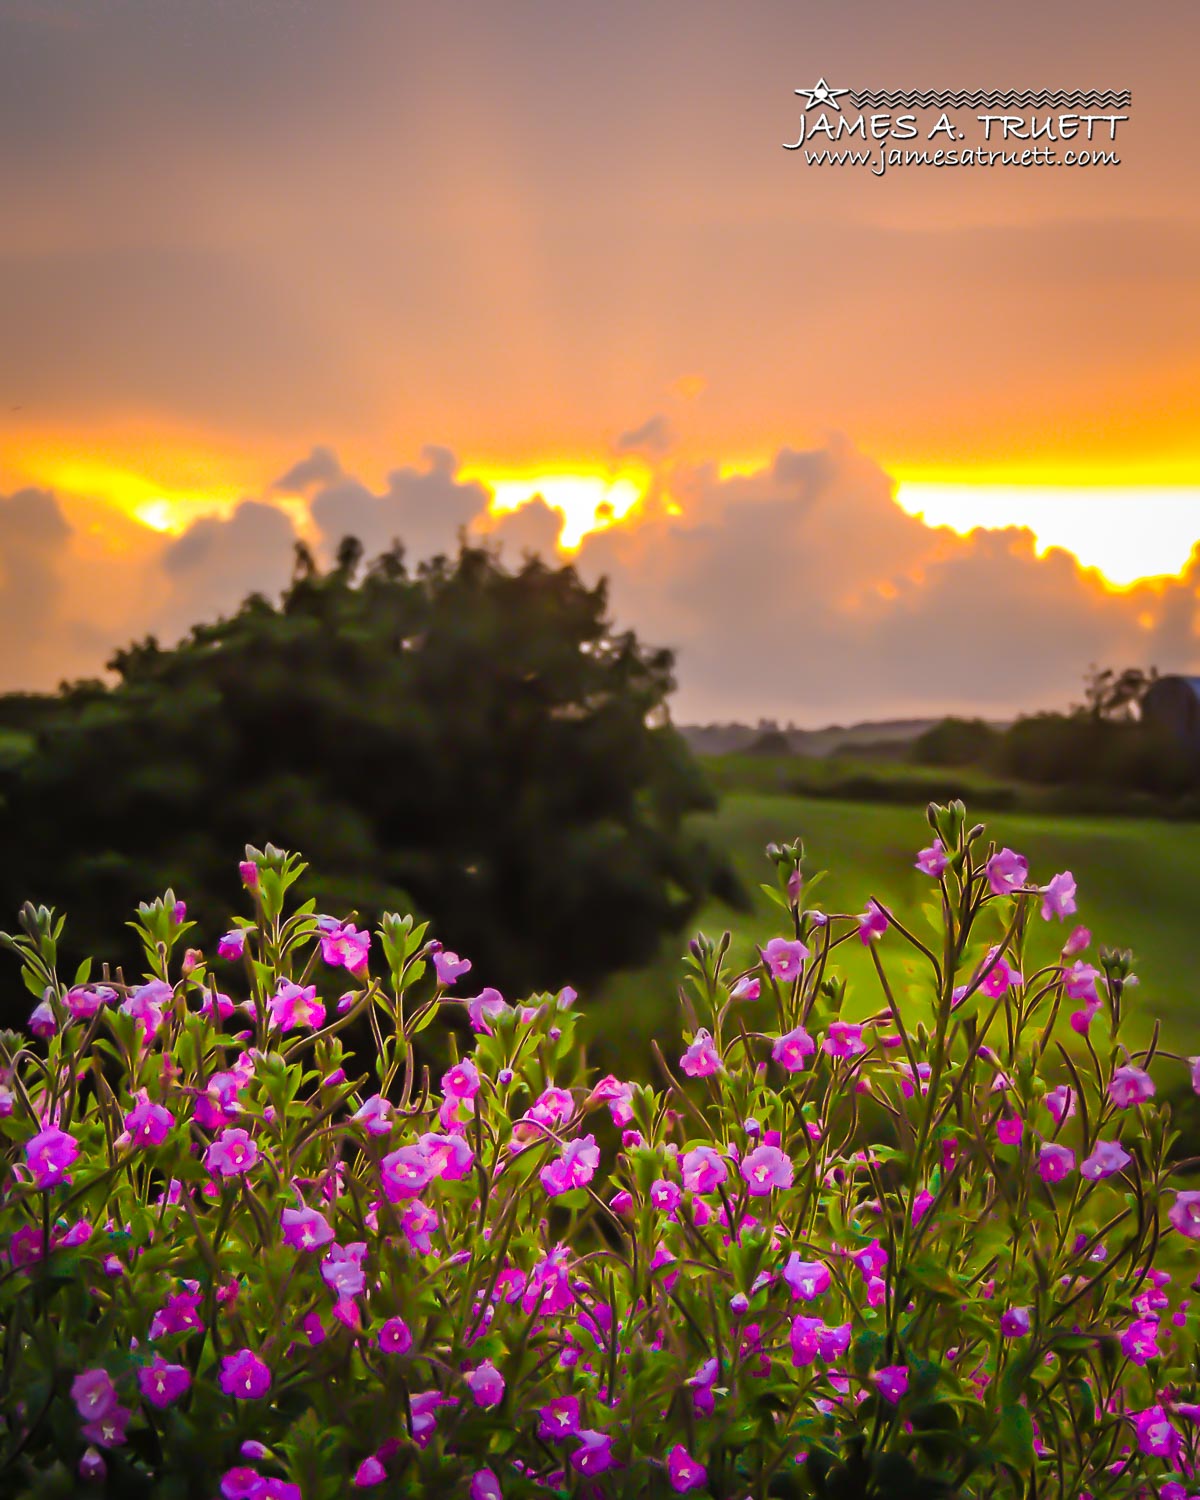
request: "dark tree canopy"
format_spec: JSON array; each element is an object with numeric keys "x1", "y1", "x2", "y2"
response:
[{"x1": 0, "y1": 540, "x2": 733, "y2": 1015}]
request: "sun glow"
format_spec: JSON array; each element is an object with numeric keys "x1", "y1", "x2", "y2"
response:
[
  {"x1": 895, "y1": 482, "x2": 1200, "y2": 588},
  {"x1": 470, "y1": 466, "x2": 648, "y2": 550},
  {"x1": 14, "y1": 453, "x2": 244, "y2": 535}
]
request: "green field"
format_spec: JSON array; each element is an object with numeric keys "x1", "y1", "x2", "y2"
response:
[{"x1": 591, "y1": 792, "x2": 1200, "y2": 1076}]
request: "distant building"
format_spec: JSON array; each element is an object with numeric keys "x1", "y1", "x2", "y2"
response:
[{"x1": 1141, "y1": 675, "x2": 1200, "y2": 753}]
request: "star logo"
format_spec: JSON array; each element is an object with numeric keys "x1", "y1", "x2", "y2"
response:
[{"x1": 794, "y1": 78, "x2": 849, "y2": 112}]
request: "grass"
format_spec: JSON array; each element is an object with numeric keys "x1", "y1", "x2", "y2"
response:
[{"x1": 591, "y1": 792, "x2": 1200, "y2": 1078}]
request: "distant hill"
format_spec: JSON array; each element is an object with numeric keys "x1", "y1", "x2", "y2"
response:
[{"x1": 679, "y1": 718, "x2": 950, "y2": 758}]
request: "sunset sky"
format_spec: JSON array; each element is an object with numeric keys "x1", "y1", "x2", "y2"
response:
[{"x1": 1, "y1": 0, "x2": 1198, "y2": 722}]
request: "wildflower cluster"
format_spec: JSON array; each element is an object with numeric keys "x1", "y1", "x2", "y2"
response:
[{"x1": 1, "y1": 808, "x2": 1199, "y2": 1499}]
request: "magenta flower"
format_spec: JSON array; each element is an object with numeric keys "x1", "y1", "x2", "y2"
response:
[
  {"x1": 72, "y1": 1369, "x2": 118, "y2": 1422},
  {"x1": 667, "y1": 1442, "x2": 707, "y2": 1493},
  {"x1": 136, "y1": 1356, "x2": 191, "y2": 1409},
  {"x1": 1063, "y1": 924, "x2": 1091, "y2": 956},
  {"x1": 82, "y1": 1403, "x2": 130, "y2": 1448},
  {"x1": 651, "y1": 1178, "x2": 682, "y2": 1215},
  {"x1": 65, "y1": 985, "x2": 113, "y2": 1020},
  {"x1": 419, "y1": 1132, "x2": 474, "y2": 1181},
  {"x1": 1121, "y1": 1318, "x2": 1162, "y2": 1365},
  {"x1": 761, "y1": 936, "x2": 809, "y2": 981},
  {"x1": 570, "y1": 1429, "x2": 613, "y2": 1476},
  {"x1": 268, "y1": 978, "x2": 325, "y2": 1033},
  {"x1": 442, "y1": 1059, "x2": 480, "y2": 1100},
  {"x1": 1037, "y1": 1142, "x2": 1076, "y2": 1184},
  {"x1": 1064, "y1": 961, "x2": 1101, "y2": 1003},
  {"x1": 376, "y1": 1316, "x2": 413, "y2": 1355},
  {"x1": 790, "y1": 1315, "x2": 826, "y2": 1367},
  {"x1": 217, "y1": 929, "x2": 247, "y2": 961},
  {"x1": 680, "y1": 1028, "x2": 722, "y2": 1077},
  {"x1": 1109, "y1": 1066, "x2": 1155, "y2": 1108},
  {"x1": 915, "y1": 839, "x2": 948, "y2": 877},
  {"x1": 771, "y1": 1025, "x2": 816, "y2": 1072},
  {"x1": 25, "y1": 1125, "x2": 79, "y2": 1189},
  {"x1": 321, "y1": 1241, "x2": 368, "y2": 1298},
  {"x1": 1081, "y1": 1140, "x2": 1131, "y2": 1180},
  {"x1": 783, "y1": 1255, "x2": 831, "y2": 1300},
  {"x1": 432, "y1": 949, "x2": 472, "y2": 987},
  {"x1": 996, "y1": 1115, "x2": 1023, "y2": 1146},
  {"x1": 281, "y1": 1205, "x2": 335, "y2": 1252},
  {"x1": 538, "y1": 1395, "x2": 582, "y2": 1442},
  {"x1": 122, "y1": 979, "x2": 172, "y2": 1040},
  {"x1": 730, "y1": 975, "x2": 760, "y2": 1002},
  {"x1": 852, "y1": 1239, "x2": 889, "y2": 1278},
  {"x1": 741, "y1": 1144, "x2": 794, "y2": 1196},
  {"x1": 352, "y1": 1094, "x2": 393, "y2": 1136},
  {"x1": 125, "y1": 1099, "x2": 174, "y2": 1149},
  {"x1": 686, "y1": 1357, "x2": 719, "y2": 1414},
  {"x1": 874, "y1": 1365, "x2": 909, "y2": 1403},
  {"x1": 1168, "y1": 1191, "x2": 1200, "y2": 1239},
  {"x1": 469, "y1": 1472, "x2": 503, "y2": 1500},
  {"x1": 1040, "y1": 871, "x2": 1077, "y2": 921},
  {"x1": 205, "y1": 1127, "x2": 259, "y2": 1178},
  {"x1": 819, "y1": 1322, "x2": 852, "y2": 1360},
  {"x1": 1131, "y1": 1404, "x2": 1182, "y2": 1461},
  {"x1": 857, "y1": 899, "x2": 889, "y2": 945},
  {"x1": 353, "y1": 1457, "x2": 386, "y2": 1488},
  {"x1": 380, "y1": 1145, "x2": 434, "y2": 1201},
  {"x1": 681, "y1": 1145, "x2": 728, "y2": 1194},
  {"x1": 979, "y1": 947, "x2": 1021, "y2": 998},
  {"x1": 79, "y1": 1449, "x2": 106, "y2": 1482},
  {"x1": 29, "y1": 998, "x2": 57, "y2": 1038},
  {"x1": 464, "y1": 1360, "x2": 505, "y2": 1408},
  {"x1": 986, "y1": 847, "x2": 1028, "y2": 896},
  {"x1": 1044, "y1": 1085, "x2": 1076, "y2": 1124},
  {"x1": 589, "y1": 1074, "x2": 635, "y2": 1126},
  {"x1": 911, "y1": 1188, "x2": 935, "y2": 1225},
  {"x1": 149, "y1": 1289, "x2": 204, "y2": 1340},
  {"x1": 466, "y1": 987, "x2": 509, "y2": 1034},
  {"x1": 401, "y1": 1201, "x2": 439, "y2": 1255},
  {"x1": 218, "y1": 1349, "x2": 271, "y2": 1400},
  {"x1": 317, "y1": 917, "x2": 371, "y2": 973},
  {"x1": 1000, "y1": 1306, "x2": 1031, "y2": 1338},
  {"x1": 823, "y1": 1021, "x2": 867, "y2": 1059},
  {"x1": 540, "y1": 1135, "x2": 600, "y2": 1196}
]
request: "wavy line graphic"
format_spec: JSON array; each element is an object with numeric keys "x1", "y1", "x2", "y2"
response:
[{"x1": 847, "y1": 89, "x2": 1131, "y2": 109}]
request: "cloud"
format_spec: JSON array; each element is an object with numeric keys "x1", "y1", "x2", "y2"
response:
[
  {"x1": 3, "y1": 436, "x2": 1199, "y2": 728},
  {"x1": 0, "y1": 487, "x2": 73, "y2": 689},
  {"x1": 614, "y1": 414, "x2": 673, "y2": 459},
  {"x1": 273, "y1": 446, "x2": 344, "y2": 493},
  {"x1": 308, "y1": 445, "x2": 490, "y2": 566},
  {"x1": 572, "y1": 437, "x2": 1200, "y2": 723}
]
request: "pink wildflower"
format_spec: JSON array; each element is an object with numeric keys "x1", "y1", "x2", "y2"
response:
[
  {"x1": 680, "y1": 1028, "x2": 722, "y2": 1077},
  {"x1": 986, "y1": 847, "x2": 1028, "y2": 896},
  {"x1": 916, "y1": 839, "x2": 948, "y2": 877},
  {"x1": 667, "y1": 1443, "x2": 707, "y2": 1493},
  {"x1": 857, "y1": 899, "x2": 889, "y2": 945},
  {"x1": 771, "y1": 1025, "x2": 816, "y2": 1072},
  {"x1": 540, "y1": 1135, "x2": 600, "y2": 1196},
  {"x1": 218, "y1": 1350, "x2": 271, "y2": 1400},
  {"x1": 741, "y1": 1144, "x2": 794, "y2": 1196},
  {"x1": 761, "y1": 937, "x2": 809, "y2": 981},
  {"x1": 1040, "y1": 871, "x2": 1077, "y2": 921}
]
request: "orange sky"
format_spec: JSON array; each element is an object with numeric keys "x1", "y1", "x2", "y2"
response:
[{"x1": 1, "y1": 0, "x2": 1198, "y2": 713}]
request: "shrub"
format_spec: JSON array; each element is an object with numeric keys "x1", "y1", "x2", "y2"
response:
[{"x1": 1, "y1": 805, "x2": 1198, "y2": 1499}]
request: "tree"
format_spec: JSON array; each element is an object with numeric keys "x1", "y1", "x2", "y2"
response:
[
  {"x1": 0, "y1": 540, "x2": 735, "y2": 1020},
  {"x1": 1081, "y1": 664, "x2": 1158, "y2": 722}
]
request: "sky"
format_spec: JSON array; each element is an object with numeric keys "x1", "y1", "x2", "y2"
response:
[{"x1": 1, "y1": 0, "x2": 1198, "y2": 723}]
